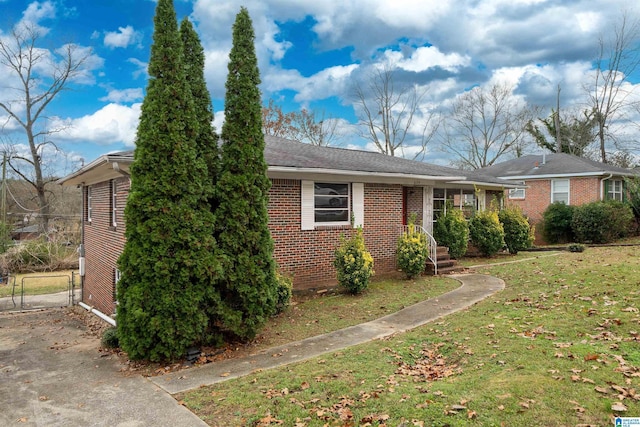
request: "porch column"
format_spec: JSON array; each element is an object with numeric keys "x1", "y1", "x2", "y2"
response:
[
  {"x1": 477, "y1": 189, "x2": 487, "y2": 211},
  {"x1": 422, "y1": 186, "x2": 433, "y2": 235}
]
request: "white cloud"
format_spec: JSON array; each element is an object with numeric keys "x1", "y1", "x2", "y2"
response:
[
  {"x1": 52, "y1": 103, "x2": 142, "y2": 147},
  {"x1": 127, "y1": 58, "x2": 148, "y2": 79},
  {"x1": 18, "y1": 1, "x2": 56, "y2": 34},
  {"x1": 99, "y1": 88, "x2": 144, "y2": 103},
  {"x1": 104, "y1": 25, "x2": 142, "y2": 49},
  {"x1": 384, "y1": 46, "x2": 471, "y2": 73}
]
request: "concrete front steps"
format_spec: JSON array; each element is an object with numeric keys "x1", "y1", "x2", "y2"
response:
[{"x1": 426, "y1": 246, "x2": 465, "y2": 275}]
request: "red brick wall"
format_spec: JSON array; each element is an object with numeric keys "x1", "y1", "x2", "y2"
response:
[
  {"x1": 83, "y1": 178, "x2": 406, "y2": 310},
  {"x1": 505, "y1": 177, "x2": 602, "y2": 224},
  {"x1": 405, "y1": 187, "x2": 423, "y2": 225},
  {"x1": 268, "y1": 180, "x2": 402, "y2": 290},
  {"x1": 82, "y1": 177, "x2": 129, "y2": 315}
]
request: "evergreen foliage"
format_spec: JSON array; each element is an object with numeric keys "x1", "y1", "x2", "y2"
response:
[
  {"x1": 116, "y1": 0, "x2": 218, "y2": 361},
  {"x1": 334, "y1": 227, "x2": 374, "y2": 294},
  {"x1": 212, "y1": 7, "x2": 278, "y2": 340},
  {"x1": 397, "y1": 218, "x2": 428, "y2": 279},
  {"x1": 180, "y1": 17, "x2": 219, "y2": 196},
  {"x1": 571, "y1": 200, "x2": 634, "y2": 244},
  {"x1": 542, "y1": 202, "x2": 575, "y2": 244},
  {"x1": 469, "y1": 209, "x2": 505, "y2": 257},
  {"x1": 433, "y1": 203, "x2": 470, "y2": 259},
  {"x1": 498, "y1": 205, "x2": 534, "y2": 254}
]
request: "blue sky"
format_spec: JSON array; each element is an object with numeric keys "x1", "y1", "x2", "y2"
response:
[{"x1": 1, "y1": 0, "x2": 639, "y2": 173}]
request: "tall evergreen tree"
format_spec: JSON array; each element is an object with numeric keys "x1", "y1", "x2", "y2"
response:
[
  {"x1": 213, "y1": 7, "x2": 278, "y2": 340},
  {"x1": 180, "y1": 17, "x2": 219, "y2": 193},
  {"x1": 116, "y1": 0, "x2": 218, "y2": 361}
]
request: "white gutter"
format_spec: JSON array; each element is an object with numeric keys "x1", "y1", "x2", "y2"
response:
[
  {"x1": 600, "y1": 173, "x2": 613, "y2": 200},
  {"x1": 268, "y1": 166, "x2": 466, "y2": 182},
  {"x1": 78, "y1": 301, "x2": 116, "y2": 327},
  {"x1": 498, "y1": 171, "x2": 636, "y2": 180}
]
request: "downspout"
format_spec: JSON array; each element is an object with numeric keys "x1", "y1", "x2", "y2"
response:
[
  {"x1": 78, "y1": 301, "x2": 116, "y2": 326},
  {"x1": 600, "y1": 173, "x2": 613, "y2": 200},
  {"x1": 78, "y1": 184, "x2": 85, "y2": 305}
]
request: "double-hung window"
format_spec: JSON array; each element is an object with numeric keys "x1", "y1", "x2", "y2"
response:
[
  {"x1": 551, "y1": 179, "x2": 569, "y2": 204},
  {"x1": 314, "y1": 183, "x2": 350, "y2": 224},
  {"x1": 508, "y1": 188, "x2": 525, "y2": 199},
  {"x1": 301, "y1": 181, "x2": 364, "y2": 230},
  {"x1": 608, "y1": 179, "x2": 623, "y2": 201}
]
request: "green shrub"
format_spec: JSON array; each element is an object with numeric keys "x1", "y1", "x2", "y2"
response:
[
  {"x1": 567, "y1": 243, "x2": 586, "y2": 253},
  {"x1": 499, "y1": 205, "x2": 534, "y2": 254},
  {"x1": 397, "y1": 223, "x2": 428, "y2": 279},
  {"x1": 101, "y1": 327, "x2": 120, "y2": 349},
  {"x1": 542, "y1": 202, "x2": 575, "y2": 244},
  {"x1": 571, "y1": 200, "x2": 634, "y2": 244},
  {"x1": 334, "y1": 227, "x2": 374, "y2": 295},
  {"x1": 469, "y1": 210, "x2": 505, "y2": 257},
  {"x1": 274, "y1": 271, "x2": 293, "y2": 314},
  {"x1": 433, "y1": 204, "x2": 469, "y2": 259}
]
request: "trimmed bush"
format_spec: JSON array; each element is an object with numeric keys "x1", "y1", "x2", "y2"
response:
[
  {"x1": 542, "y1": 202, "x2": 575, "y2": 244},
  {"x1": 567, "y1": 243, "x2": 586, "y2": 253},
  {"x1": 469, "y1": 210, "x2": 505, "y2": 257},
  {"x1": 101, "y1": 327, "x2": 120, "y2": 349},
  {"x1": 499, "y1": 205, "x2": 534, "y2": 254},
  {"x1": 334, "y1": 227, "x2": 374, "y2": 295},
  {"x1": 274, "y1": 272, "x2": 293, "y2": 314},
  {"x1": 433, "y1": 204, "x2": 469, "y2": 259},
  {"x1": 571, "y1": 200, "x2": 634, "y2": 244},
  {"x1": 397, "y1": 223, "x2": 428, "y2": 279}
]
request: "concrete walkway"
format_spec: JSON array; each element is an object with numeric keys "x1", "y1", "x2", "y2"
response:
[{"x1": 152, "y1": 273, "x2": 505, "y2": 395}]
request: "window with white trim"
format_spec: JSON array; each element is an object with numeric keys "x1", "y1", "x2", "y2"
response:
[
  {"x1": 551, "y1": 179, "x2": 569, "y2": 204},
  {"x1": 86, "y1": 186, "x2": 93, "y2": 222},
  {"x1": 508, "y1": 188, "x2": 525, "y2": 199},
  {"x1": 608, "y1": 179, "x2": 623, "y2": 201},
  {"x1": 301, "y1": 181, "x2": 364, "y2": 230},
  {"x1": 314, "y1": 183, "x2": 350, "y2": 224},
  {"x1": 110, "y1": 180, "x2": 117, "y2": 227}
]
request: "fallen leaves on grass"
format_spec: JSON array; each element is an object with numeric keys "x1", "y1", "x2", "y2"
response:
[{"x1": 394, "y1": 344, "x2": 461, "y2": 381}]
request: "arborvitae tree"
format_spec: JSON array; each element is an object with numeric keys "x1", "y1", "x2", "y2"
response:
[
  {"x1": 116, "y1": 0, "x2": 218, "y2": 361},
  {"x1": 213, "y1": 7, "x2": 278, "y2": 340},
  {"x1": 180, "y1": 17, "x2": 219, "y2": 195}
]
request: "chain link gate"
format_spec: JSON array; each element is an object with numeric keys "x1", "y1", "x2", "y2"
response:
[{"x1": 0, "y1": 271, "x2": 79, "y2": 312}]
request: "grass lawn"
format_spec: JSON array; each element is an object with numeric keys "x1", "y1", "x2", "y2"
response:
[
  {"x1": 179, "y1": 245, "x2": 640, "y2": 426},
  {"x1": 0, "y1": 270, "x2": 78, "y2": 298}
]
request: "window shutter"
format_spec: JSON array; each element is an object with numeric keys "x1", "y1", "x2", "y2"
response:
[
  {"x1": 352, "y1": 183, "x2": 364, "y2": 228},
  {"x1": 301, "y1": 180, "x2": 315, "y2": 230},
  {"x1": 604, "y1": 179, "x2": 609, "y2": 201}
]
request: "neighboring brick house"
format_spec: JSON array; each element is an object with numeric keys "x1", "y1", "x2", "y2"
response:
[
  {"x1": 479, "y1": 153, "x2": 637, "y2": 241},
  {"x1": 59, "y1": 136, "x2": 512, "y2": 316}
]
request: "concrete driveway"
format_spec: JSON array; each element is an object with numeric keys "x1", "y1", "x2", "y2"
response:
[{"x1": 0, "y1": 309, "x2": 206, "y2": 427}]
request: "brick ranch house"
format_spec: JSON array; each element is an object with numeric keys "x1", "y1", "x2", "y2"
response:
[
  {"x1": 59, "y1": 136, "x2": 514, "y2": 316},
  {"x1": 478, "y1": 153, "x2": 638, "y2": 241}
]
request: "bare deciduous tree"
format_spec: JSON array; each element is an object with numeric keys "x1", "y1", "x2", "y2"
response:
[
  {"x1": 0, "y1": 23, "x2": 93, "y2": 233},
  {"x1": 441, "y1": 83, "x2": 538, "y2": 169},
  {"x1": 291, "y1": 109, "x2": 340, "y2": 146},
  {"x1": 588, "y1": 11, "x2": 640, "y2": 163},
  {"x1": 353, "y1": 66, "x2": 438, "y2": 159},
  {"x1": 262, "y1": 100, "x2": 341, "y2": 146}
]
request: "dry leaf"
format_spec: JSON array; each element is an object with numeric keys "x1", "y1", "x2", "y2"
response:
[
  {"x1": 611, "y1": 402, "x2": 628, "y2": 412},
  {"x1": 595, "y1": 386, "x2": 609, "y2": 394}
]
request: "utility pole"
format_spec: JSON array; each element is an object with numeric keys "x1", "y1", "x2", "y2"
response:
[
  {"x1": 555, "y1": 84, "x2": 562, "y2": 153},
  {"x1": 1, "y1": 153, "x2": 6, "y2": 252}
]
